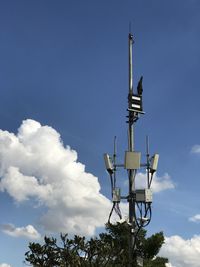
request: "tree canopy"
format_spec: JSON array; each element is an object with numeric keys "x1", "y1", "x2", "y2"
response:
[{"x1": 25, "y1": 222, "x2": 168, "y2": 267}]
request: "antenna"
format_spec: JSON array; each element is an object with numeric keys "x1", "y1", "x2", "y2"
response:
[
  {"x1": 113, "y1": 136, "x2": 117, "y2": 188},
  {"x1": 146, "y1": 136, "x2": 150, "y2": 188},
  {"x1": 103, "y1": 32, "x2": 159, "y2": 266}
]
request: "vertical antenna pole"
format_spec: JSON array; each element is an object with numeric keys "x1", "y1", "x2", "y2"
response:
[
  {"x1": 129, "y1": 33, "x2": 133, "y2": 98},
  {"x1": 113, "y1": 136, "x2": 117, "y2": 188},
  {"x1": 128, "y1": 33, "x2": 134, "y2": 151},
  {"x1": 128, "y1": 32, "x2": 137, "y2": 267},
  {"x1": 146, "y1": 136, "x2": 150, "y2": 188}
]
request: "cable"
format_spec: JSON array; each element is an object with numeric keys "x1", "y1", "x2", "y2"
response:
[
  {"x1": 132, "y1": 203, "x2": 152, "y2": 252},
  {"x1": 108, "y1": 202, "x2": 122, "y2": 224},
  {"x1": 114, "y1": 203, "x2": 122, "y2": 219},
  {"x1": 109, "y1": 174, "x2": 114, "y2": 196},
  {"x1": 143, "y1": 204, "x2": 152, "y2": 227},
  {"x1": 108, "y1": 203, "x2": 115, "y2": 224},
  {"x1": 108, "y1": 164, "x2": 122, "y2": 223},
  {"x1": 149, "y1": 172, "x2": 154, "y2": 187}
]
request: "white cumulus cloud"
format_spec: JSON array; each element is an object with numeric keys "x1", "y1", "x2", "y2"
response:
[
  {"x1": 165, "y1": 263, "x2": 176, "y2": 267},
  {"x1": 1, "y1": 223, "x2": 41, "y2": 239},
  {"x1": 160, "y1": 235, "x2": 200, "y2": 267},
  {"x1": 189, "y1": 214, "x2": 200, "y2": 223},
  {"x1": 135, "y1": 172, "x2": 175, "y2": 193},
  {"x1": 191, "y1": 145, "x2": 200, "y2": 154},
  {"x1": 0, "y1": 119, "x2": 111, "y2": 236},
  {"x1": 0, "y1": 264, "x2": 12, "y2": 267}
]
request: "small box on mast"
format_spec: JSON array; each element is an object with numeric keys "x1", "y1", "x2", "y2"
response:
[
  {"x1": 112, "y1": 188, "x2": 121, "y2": 202},
  {"x1": 124, "y1": 151, "x2": 141, "y2": 169},
  {"x1": 135, "y1": 189, "x2": 152, "y2": 203}
]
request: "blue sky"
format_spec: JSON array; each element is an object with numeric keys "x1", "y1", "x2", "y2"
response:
[{"x1": 0, "y1": 1, "x2": 200, "y2": 266}]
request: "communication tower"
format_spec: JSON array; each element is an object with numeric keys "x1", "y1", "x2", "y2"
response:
[{"x1": 104, "y1": 33, "x2": 159, "y2": 266}]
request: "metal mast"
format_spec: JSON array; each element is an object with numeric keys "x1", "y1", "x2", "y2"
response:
[{"x1": 128, "y1": 33, "x2": 136, "y2": 267}]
